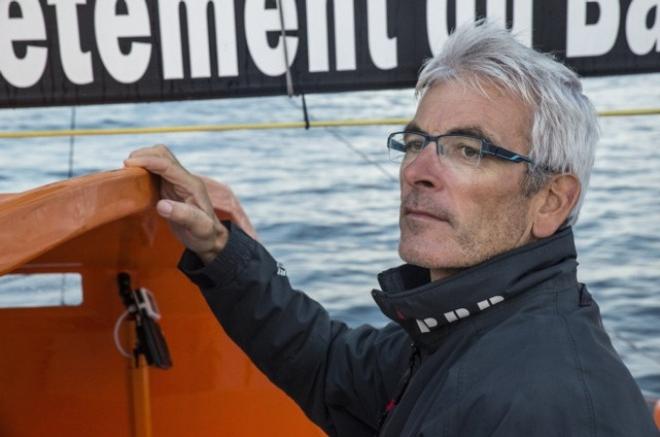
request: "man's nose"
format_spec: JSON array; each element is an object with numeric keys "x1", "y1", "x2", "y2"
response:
[{"x1": 401, "y1": 142, "x2": 444, "y2": 189}]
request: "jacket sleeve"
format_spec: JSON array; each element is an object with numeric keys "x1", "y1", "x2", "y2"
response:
[{"x1": 178, "y1": 223, "x2": 410, "y2": 436}]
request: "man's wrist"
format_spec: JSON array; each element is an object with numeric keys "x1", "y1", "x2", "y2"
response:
[
  {"x1": 198, "y1": 230, "x2": 229, "y2": 265},
  {"x1": 178, "y1": 221, "x2": 258, "y2": 289}
]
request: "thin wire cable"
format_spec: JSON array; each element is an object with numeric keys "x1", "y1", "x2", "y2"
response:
[
  {"x1": 276, "y1": 0, "x2": 294, "y2": 97},
  {"x1": 286, "y1": 96, "x2": 397, "y2": 182},
  {"x1": 324, "y1": 127, "x2": 397, "y2": 182},
  {"x1": 301, "y1": 93, "x2": 310, "y2": 129},
  {"x1": 67, "y1": 106, "x2": 76, "y2": 178}
]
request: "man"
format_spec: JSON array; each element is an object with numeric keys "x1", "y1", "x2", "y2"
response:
[{"x1": 125, "y1": 21, "x2": 657, "y2": 436}]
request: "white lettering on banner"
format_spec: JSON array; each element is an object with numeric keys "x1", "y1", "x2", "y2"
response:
[
  {"x1": 566, "y1": 0, "x2": 620, "y2": 57},
  {"x1": 95, "y1": 0, "x2": 151, "y2": 83},
  {"x1": 306, "y1": 0, "x2": 329, "y2": 72},
  {"x1": 0, "y1": 0, "x2": 48, "y2": 88},
  {"x1": 427, "y1": 0, "x2": 533, "y2": 54},
  {"x1": 626, "y1": 0, "x2": 660, "y2": 55},
  {"x1": 486, "y1": 0, "x2": 533, "y2": 47},
  {"x1": 245, "y1": 0, "x2": 298, "y2": 77},
  {"x1": 367, "y1": 0, "x2": 397, "y2": 69},
  {"x1": 335, "y1": 0, "x2": 357, "y2": 70},
  {"x1": 426, "y1": 0, "x2": 475, "y2": 55},
  {"x1": 306, "y1": 0, "x2": 356, "y2": 72},
  {"x1": 457, "y1": 0, "x2": 477, "y2": 25},
  {"x1": 47, "y1": 0, "x2": 93, "y2": 85},
  {"x1": 159, "y1": 0, "x2": 238, "y2": 80}
]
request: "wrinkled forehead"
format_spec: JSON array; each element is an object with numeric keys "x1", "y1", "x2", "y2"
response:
[
  {"x1": 418, "y1": 72, "x2": 535, "y2": 105},
  {"x1": 414, "y1": 77, "x2": 534, "y2": 148}
]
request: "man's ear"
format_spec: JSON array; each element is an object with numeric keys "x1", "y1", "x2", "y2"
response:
[{"x1": 531, "y1": 174, "x2": 581, "y2": 239}]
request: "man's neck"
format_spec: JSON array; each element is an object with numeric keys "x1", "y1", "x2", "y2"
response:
[
  {"x1": 428, "y1": 229, "x2": 541, "y2": 282},
  {"x1": 430, "y1": 267, "x2": 466, "y2": 282}
]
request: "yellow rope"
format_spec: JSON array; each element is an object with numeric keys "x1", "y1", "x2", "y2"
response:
[
  {"x1": 0, "y1": 118, "x2": 409, "y2": 139},
  {"x1": 598, "y1": 108, "x2": 660, "y2": 117},
  {"x1": 0, "y1": 108, "x2": 658, "y2": 139}
]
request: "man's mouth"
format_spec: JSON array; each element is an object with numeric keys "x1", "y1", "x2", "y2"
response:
[{"x1": 403, "y1": 207, "x2": 451, "y2": 223}]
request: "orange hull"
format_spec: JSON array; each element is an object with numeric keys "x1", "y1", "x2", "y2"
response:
[{"x1": 0, "y1": 169, "x2": 324, "y2": 436}]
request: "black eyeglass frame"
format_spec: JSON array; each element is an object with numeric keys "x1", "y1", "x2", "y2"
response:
[{"x1": 387, "y1": 131, "x2": 536, "y2": 166}]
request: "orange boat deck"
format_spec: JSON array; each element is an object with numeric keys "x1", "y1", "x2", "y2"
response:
[{"x1": 0, "y1": 169, "x2": 323, "y2": 436}]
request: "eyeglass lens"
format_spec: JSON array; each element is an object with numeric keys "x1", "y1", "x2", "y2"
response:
[{"x1": 388, "y1": 132, "x2": 484, "y2": 168}]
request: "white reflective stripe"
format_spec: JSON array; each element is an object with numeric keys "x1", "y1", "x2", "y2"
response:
[
  {"x1": 444, "y1": 311, "x2": 457, "y2": 323},
  {"x1": 423, "y1": 317, "x2": 438, "y2": 328},
  {"x1": 489, "y1": 296, "x2": 504, "y2": 305},
  {"x1": 455, "y1": 308, "x2": 470, "y2": 319},
  {"x1": 477, "y1": 299, "x2": 490, "y2": 310},
  {"x1": 416, "y1": 319, "x2": 430, "y2": 333}
]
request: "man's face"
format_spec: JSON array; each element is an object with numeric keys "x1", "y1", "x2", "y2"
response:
[{"x1": 399, "y1": 79, "x2": 537, "y2": 279}]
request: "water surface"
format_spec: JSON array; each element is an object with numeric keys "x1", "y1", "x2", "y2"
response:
[{"x1": 1, "y1": 74, "x2": 659, "y2": 397}]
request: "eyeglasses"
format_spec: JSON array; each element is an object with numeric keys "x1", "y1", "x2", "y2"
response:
[{"x1": 387, "y1": 131, "x2": 535, "y2": 169}]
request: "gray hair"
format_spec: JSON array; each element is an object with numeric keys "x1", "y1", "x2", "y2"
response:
[{"x1": 416, "y1": 19, "x2": 598, "y2": 226}]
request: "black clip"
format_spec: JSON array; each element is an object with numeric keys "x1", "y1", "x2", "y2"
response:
[{"x1": 117, "y1": 273, "x2": 172, "y2": 369}]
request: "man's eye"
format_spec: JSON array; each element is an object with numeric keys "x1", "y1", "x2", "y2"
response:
[
  {"x1": 405, "y1": 140, "x2": 424, "y2": 152},
  {"x1": 458, "y1": 145, "x2": 481, "y2": 160}
]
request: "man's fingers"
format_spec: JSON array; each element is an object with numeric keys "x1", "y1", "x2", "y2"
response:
[
  {"x1": 157, "y1": 199, "x2": 228, "y2": 263},
  {"x1": 124, "y1": 155, "x2": 171, "y2": 174},
  {"x1": 126, "y1": 147, "x2": 229, "y2": 262},
  {"x1": 125, "y1": 144, "x2": 186, "y2": 178},
  {"x1": 127, "y1": 144, "x2": 179, "y2": 162},
  {"x1": 125, "y1": 155, "x2": 193, "y2": 185},
  {"x1": 157, "y1": 199, "x2": 215, "y2": 237},
  {"x1": 126, "y1": 151, "x2": 215, "y2": 218},
  {"x1": 156, "y1": 199, "x2": 175, "y2": 217}
]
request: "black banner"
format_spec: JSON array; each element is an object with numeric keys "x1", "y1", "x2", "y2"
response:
[{"x1": 1, "y1": 0, "x2": 659, "y2": 108}]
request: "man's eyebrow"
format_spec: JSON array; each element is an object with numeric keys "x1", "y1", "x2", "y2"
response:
[
  {"x1": 404, "y1": 121, "x2": 423, "y2": 132},
  {"x1": 404, "y1": 122, "x2": 500, "y2": 145},
  {"x1": 446, "y1": 126, "x2": 498, "y2": 145}
]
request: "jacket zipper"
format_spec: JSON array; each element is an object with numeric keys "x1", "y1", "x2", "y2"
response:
[{"x1": 376, "y1": 343, "x2": 421, "y2": 434}]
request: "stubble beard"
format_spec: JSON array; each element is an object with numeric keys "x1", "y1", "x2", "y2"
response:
[{"x1": 399, "y1": 190, "x2": 533, "y2": 271}]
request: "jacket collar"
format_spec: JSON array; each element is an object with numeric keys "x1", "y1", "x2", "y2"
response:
[{"x1": 371, "y1": 227, "x2": 578, "y2": 346}]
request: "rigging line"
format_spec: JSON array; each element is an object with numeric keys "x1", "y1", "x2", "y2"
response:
[
  {"x1": 276, "y1": 0, "x2": 294, "y2": 97},
  {"x1": 4, "y1": 105, "x2": 660, "y2": 139},
  {"x1": 67, "y1": 106, "x2": 76, "y2": 178},
  {"x1": 325, "y1": 128, "x2": 398, "y2": 183},
  {"x1": 301, "y1": 93, "x2": 310, "y2": 129},
  {"x1": 286, "y1": 97, "x2": 397, "y2": 183}
]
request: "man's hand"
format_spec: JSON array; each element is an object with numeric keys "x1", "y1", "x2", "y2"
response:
[{"x1": 124, "y1": 145, "x2": 233, "y2": 265}]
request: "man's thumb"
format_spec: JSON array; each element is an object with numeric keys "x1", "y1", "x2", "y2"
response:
[{"x1": 157, "y1": 200, "x2": 174, "y2": 217}]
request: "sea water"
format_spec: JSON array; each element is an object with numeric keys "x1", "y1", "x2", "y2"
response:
[{"x1": 1, "y1": 74, "x2": 659, "y2": 398}]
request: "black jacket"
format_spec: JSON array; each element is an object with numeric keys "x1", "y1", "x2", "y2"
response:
[{"x1": 180, "y1": 225, "x2": 658, "y2": 436}]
